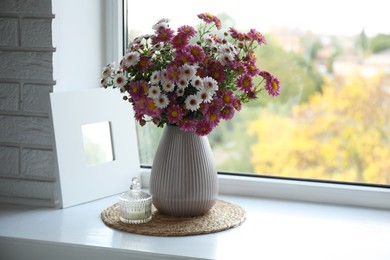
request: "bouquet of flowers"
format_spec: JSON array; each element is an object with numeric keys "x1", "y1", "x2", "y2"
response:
[{"x1": 101, "y1": 13, "x2": 280, "y2": 136}]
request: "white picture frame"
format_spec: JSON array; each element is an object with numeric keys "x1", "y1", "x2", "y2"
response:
[{"x1": 50, "y1": 88, "x2": 140, "y2": 208}]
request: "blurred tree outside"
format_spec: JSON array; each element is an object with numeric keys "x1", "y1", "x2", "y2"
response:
[{"x1": 249, "y1": 74, "x2": 390, "y2": 184}]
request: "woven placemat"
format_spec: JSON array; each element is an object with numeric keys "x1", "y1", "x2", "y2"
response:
[{"x1": 101, "y1": 200, "x2": 246, "y2": 237}]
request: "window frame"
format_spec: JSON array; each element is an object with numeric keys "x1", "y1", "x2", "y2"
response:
[{"x1": 112, "y1": 0, "x2": 390, "y2": 210}]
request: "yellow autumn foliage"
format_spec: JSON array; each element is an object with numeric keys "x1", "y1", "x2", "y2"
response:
[{"x1": 249, "y1": 74, "x2": 390, "y2": 184}]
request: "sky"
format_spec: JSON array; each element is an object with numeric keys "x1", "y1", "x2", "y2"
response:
[{"x1": 127, "y1": 0, "x2": 390, "y2": 37}]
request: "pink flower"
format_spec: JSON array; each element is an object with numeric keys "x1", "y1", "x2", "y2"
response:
[
  {"x1": 174, "y1": 50, "x2": 194, "y2": 65},
  {"x1": 137, "y1": 56, "x2": 152, "y2": 72},
  {"x1": 195, "y1": 120, "x2": 213, "y2": 136},
  {"x1": 247, "y1": 29, "x2": 267, "y2": 45},
  {"x1": 259, "y1": 70, "x2": 281, "y2": 96},
  {"x1": 171, "y1": 33, "x2": 189, "y2": 49},
  {"x1": 220, "y1": 105, "x2": 235, "y2": 120},
  {"x1": 186, "y1": 44, "x2": 205, "y2": 63},
  {"x1": 232, "y1": 97, "x2": 242, "y2": 111},
  {"x1": 197, "y1": 13, "x2": 222, "y2": 30},
  {"x1": 179, "y1": 118, "x2": 196, "y2": 132},
  {"x1": 166, "y1": 65, "x2": 181, "y2": 83},
  {"x1": 236, "y1": 74, "x2": 253, "y2": 92},
  {"x1": 167, "y1": 104, "x2": 184, "y2": 124},
  {"x1": 151, "y1": 27, "x2": 174, "y2": 44},
  {"x1": 205, "y1": 110, "x2": 220, "y2": 127},
  {"x1": 177, "y1": 25, "x2": 197, "y2": 37}
]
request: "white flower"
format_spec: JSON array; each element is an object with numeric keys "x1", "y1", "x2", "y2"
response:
[
  {"x1": 132, "y1": 34, "x2": 153, "y2": 44},
  {"x1": 101, "y1": 64, "x2": 114, "y2": 78},
  {"x1": 191, "y1": 76, "x2": 203, "y2": 90},
  {"x1": 122, "y1": 51, "x2": 140, "y2": 67},
  {"x1": 160, "y1": 69, "x2": 169, "y2": 82},
  {"x1": 177, "y1": 77, "x2": 188, "y2": 89},
  {"x1": 114, "y1": 74, "x2": 126, "y2": 88},
  {"x1": 219, "y1": 42, "x2": 238, "y2": 55},
  {"x1": 176, "y1": 87, "x2": 185, "y2": 96},
  {"x1": 154, "y1": 94, "x2": 169, "y2": 109},
  {"x1": 180, "y1": 64, "x2": 196, "y2": 80},
  {"x1": 203, "y1": 35, "x2": 215, "y2": 46},
  {"x1": 150, "y1": 71, "x2": 161, "y2": 85},
  {"x1": 218, "y1": 52, "x2": 235, "y2": 65},
  {"x1": 197, "y1": 89, "x2": 213, "y2": 103},
  {"x1": 202, "y1": 76, "x2": 218, "y2": 94},
  {"x1": 162, "y1": 81, "x2": 175, "y2": 92},
  {"x1": 152, "y1": 18, "x2": 170, "y2": 31},
  {"x1": 148, "y1": 85, "x2": 161, "y2": 99},
  {"x1": 185, "y1": 94, "x2": 201, "y2": 111},
  {"x1": 100, "y1": 77, "x2": 109, "y2": 87}
]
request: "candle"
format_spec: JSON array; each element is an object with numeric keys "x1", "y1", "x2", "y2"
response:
[{"x1": 119, "y1": 177, "x2": 152, "y2": 224}]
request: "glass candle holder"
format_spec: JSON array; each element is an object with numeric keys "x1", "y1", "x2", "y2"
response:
[{"x1": 119, "y1": 177, "x2": 152, "y2": 224}]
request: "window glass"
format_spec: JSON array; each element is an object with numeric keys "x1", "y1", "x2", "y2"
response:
[{"x1": 126, "y1": 0, "x2": 390, "y2": 186}]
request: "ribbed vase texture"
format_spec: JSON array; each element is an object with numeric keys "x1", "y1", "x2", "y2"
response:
[{"x1": 150, "y1": 125, "x2": 218, "y2": 217}]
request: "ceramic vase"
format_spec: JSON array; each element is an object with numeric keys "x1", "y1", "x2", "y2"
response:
[{"x1": 150, "y1": 125, "x2": 218, "y2": 217}]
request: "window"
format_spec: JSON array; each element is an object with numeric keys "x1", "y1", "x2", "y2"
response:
[{"x1": 124, "y1": 0, "x2": 390, "y2": 188}]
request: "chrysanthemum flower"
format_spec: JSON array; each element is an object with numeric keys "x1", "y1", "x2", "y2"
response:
[
  {"x1": 176, "y1": 87, "x2": 185, "y2": 96},
  {"x1": 232, "y1": 97, "x2": 242, "y2": 111},
  {"x1": 185, "y1": 94, "x2": 201, "y2": 111},
  {"x1": 245, "y1": 62, "x2": 260, "y2": 77},
  {"x1": 162, "y1": 81, "x2": 175, "y2": 92},
  {"x1": 171, "y1": 33, "x2": 189, "y2": 49},
  {"x1": 148, "y1": 85, "x2": 161, "y2": 99},
  {"x1": 101, "y1": 64, "x2": 114, "y2": 78},
  {"x1": 236, "y1": 74, "x2": 253, "y2": 92},
  {"x1": 151, "y1": 27, "x2": 174, "y2": 44},
  {"x1": 266, "y1": 77, "x2": 281, "y2": 97},
  {"x1": 202, "y1": 76, "x2": 218, "y2": 94},
  {"x1": 174, "y1": 50, "x2": 194, "y2": 65},
  {"x1": 150, "y1": 71, "x2": 161, "y2": 85},
  {"x1": 197, "y1": 13, "x2": 221, "y2": 30},
  {"x1": 114, "y1": 73, "x2": 127, "y2": 88},
  {"x1": 220, "y1": 105, "x2": 235, "y2": 120},
  {"x1": 154, "y1": 94, "x2": 170, "y2": 109},
  {"x1": 228, "y1": 27, "x2": 244, "y2": 40},
  {"x1": 247, "y1": 29, "x2": 267, "y2": 45},
  {"x1": 259, "y1": 70, "x2": 280, "y2": 96},
  {"x1": 205, "y1": 110, "x2": 220, "y2": 127},
  {"x1": 197, "y1": 89, "x2": 213, "y2": 103},
  {"x1": 221, "y1": 90, "x2": 234, "y2": 104},
  {"x1": 166, "y1": 104, "x2": 184, "y2": 124},
  {"x1": 219, "y1": 52, "x2": 234, "y2": 65},
  {"x1": 177, "y1": 25, "x2": 197, "y2": 37},
  {"x1": 122, "y1": 52, "x2": 140, "y2": 67},
  {"x1": 195, "y1": 120, "x2": 213, "y2": 136},
  {"x1": 179, "y1": 118, "x2": 196, "y2": 132},
  {"x1": 152, "y1": 18, "x2": 170, "y2": 32},
  {"x1": 186, "y1": 44, "x2": 206, "y2": 63},
  {"x1": 177, "y1": 77, "x2": 188, "y2": 89},
  {"x1": 137, "y1": 56, "x2": 152, "y2": 72},
  {"x1": 180, "y1": 64, "x2": 197, "y2": 80},
  {"x1": 191, "y1": 76, "x2": 203, "y2": 90},
  {"x1": 166, "y1": 65, "x2": 181, "y2": 83}
]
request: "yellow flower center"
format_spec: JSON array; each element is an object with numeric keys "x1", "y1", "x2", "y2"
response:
[
  {"x1": 209, "y1": 113, "x2": 217, "y2": 121},
  {"x1": 271, "y1": 81, "x2": 278, "y2": 90},
  {"x1": 243, "y1": 79, "x2": 250, "y2": 86},
  {"x1": 171, "y1": 111, "x2": 178, "y2": 118},
  {"x1": 223, "y1": 94, "x2": 231, "y2": 103},
  {"x1": 147, "y1": 100, "x2": 157, "y2": 111}
]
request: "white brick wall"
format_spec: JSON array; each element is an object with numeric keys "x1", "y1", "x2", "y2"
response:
[{"x1": 0, "y1": 0, "x2": 57, "y2": 207}]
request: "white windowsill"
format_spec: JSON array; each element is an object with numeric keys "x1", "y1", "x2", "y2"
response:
[{"x1": 1, "y1": 177, "x2": 390, "y2": 260}]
